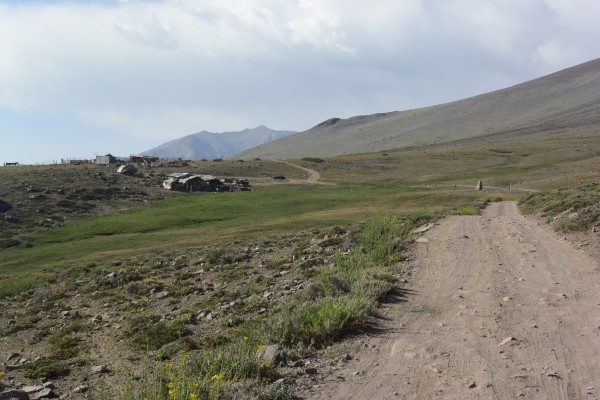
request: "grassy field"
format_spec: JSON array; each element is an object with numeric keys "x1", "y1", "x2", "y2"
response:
[
  {"x1": 1, "y1": 182, "x2": 497, "y2": 273},
  {"x1": 3, "y1": 130, "x2": 600, "y2": 275}
]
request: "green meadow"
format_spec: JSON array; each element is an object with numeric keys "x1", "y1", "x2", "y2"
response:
[
  {"x1": 1, "y1": 182, "x2": 492, "y2": 274},
  {"x1": 3, "y1": 131, "x2": 599, "y2": 276}
]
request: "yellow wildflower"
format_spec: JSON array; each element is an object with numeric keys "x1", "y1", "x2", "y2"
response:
[
  {"x1": 211, "y1": 373, "x2": 225, "y2": 381},
  {"x1": 243, "y1": 336, "x2": 249, "y2": 343}
]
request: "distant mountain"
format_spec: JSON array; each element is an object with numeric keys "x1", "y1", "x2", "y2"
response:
[
  {"x1": 142, "y1": 126, "x2": 296, "y2": 160},
  {"x1": 238, "y1": 58, "x2": 600, "y2": 159}
]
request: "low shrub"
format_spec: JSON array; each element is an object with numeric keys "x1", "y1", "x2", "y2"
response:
[
  {"x1": 204, "y1": 246, "x2": 249, "y2": 265},
  {"x1": 24, "y1": 358, "x2": 70, "y2": 380},
  {"x1": 124, "y1": 314, "x2": 191, "y2": 351},
  {"x1": 48, "y1": 331, "x2": 81, "y2": 359},
  {"x1": 301, "y1": 157, "x2": 324, "y2": 163},
  {"x1": 457, "y1": 205, "x2": 479, "y2": 215},
  {"x1": 0, "y1": 274, "x2": 49, "y2": 299},
  {"x1": 520, "y1": 184, "x2": 600, "y2": 232}
]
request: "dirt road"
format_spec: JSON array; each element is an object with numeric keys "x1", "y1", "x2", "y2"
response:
[
  {"x1": 305, "y1": 202, "x2": 600, "y2": 399},
  {"x1": 276, "y1": 160, "x2": 322, "y2": 183}
]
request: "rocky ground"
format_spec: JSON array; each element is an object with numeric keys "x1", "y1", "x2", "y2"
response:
[
  {"x1": 0, "y1": 159, "x2": 343, "y2": 399},
  {"x1": 0, "y1": 220, "x2": 357, "y2": 399}
]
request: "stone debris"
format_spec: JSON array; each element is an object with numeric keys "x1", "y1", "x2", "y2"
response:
[
  {"x1": 21, "y1": 386, "x2": 44, "y2": 394},
  {"x1": 91, "y1": 365, "x2": 109, "y2": 374},
  {"x1": 412, "y1": 223, "x2": 435, "y2": 234},
  {"x1": 73, "y1": 385, "x2": 88, "y2": 393},
  {"x1": 499, "y1": 337, "x2": 517, "y2": 346},
  {"x1": 257, "y1": 344, "x2": 286, "y2": 367},
  {"x1": 31, "y1": 388, "x2": 58, "y2": 399},
  {"x1": 91, "y1": 314, "x2": 103, "y2": 323}
]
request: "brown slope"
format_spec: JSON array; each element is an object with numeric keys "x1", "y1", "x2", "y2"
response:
[{"x1": 238, "y1": 58, "x2": 600, "y2": 159}]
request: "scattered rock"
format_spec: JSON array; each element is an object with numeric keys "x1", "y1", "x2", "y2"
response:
[
  {"x1": 257, "y1": 344, "x2": 286, "y2": 367},
  {"x1": 263, "y1": 292, "x2": 274, "y2": 300},
  {"x1": 31, "y1": 388, "x2": 58, "y2": 399},
  {"x1": 155, "y1": 291, "x2": 170, "y2": 299},
  {"x1": 305, "y1": 367, "x2": 318, "y2": 375},
  {"x1": 73, "y1": 385, "x2": 88, "y2": 393},
  {"x1": 4, "y1": 215, "x2": 19, "y2": 223},
  {"x1": 91, "y1": 365, "x2": 109, "y2": 374},
  {"x1": 91, "y1": 314, "x2": 103, "y2": 323},
  {"x1": 21, "y1": 385, "x2": 43, "y2": 394},
  {"x1": 499, "y1": 337, "x2": 517, "y2": 346},
  {"x1": 429, "y1": 365, "x2": 442, "y2": 373},
  {"x1": 468, "y1": 381, "x2": 477, "y2": 389},
  {"x1": 6, "y1": 353, "x2": 20, "y2": 362},
  {"x1": 412, "y1": 223, "x2": 435, "y2": 234}
]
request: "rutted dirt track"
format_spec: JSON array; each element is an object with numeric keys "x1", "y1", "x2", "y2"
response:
[
  {"x1": 306, "y1": 201, "x2": 600, "y2": 399},
  {"x1": 276, "y1": 160, "x2": 322, "y2": 183}
]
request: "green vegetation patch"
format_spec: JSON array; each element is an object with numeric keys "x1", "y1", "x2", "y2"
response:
[
  {"x1": 124, "y1": 314, "x2": 191, "y2": 351},
  {"x1": 0, "y1": 273, "x2": 51, "y2": 299},
  {"x1": 520, "y1": 183, "x2": 600, "y2": 232}
]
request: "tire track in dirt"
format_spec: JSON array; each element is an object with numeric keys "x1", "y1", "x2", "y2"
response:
[{"x1": 303, "y1": 201, "x2": 600, "y2": 400}]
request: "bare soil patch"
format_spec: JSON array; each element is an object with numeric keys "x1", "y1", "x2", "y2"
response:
[{"x1": 300, "y1": 201, "x2": 600, "y2": 399}]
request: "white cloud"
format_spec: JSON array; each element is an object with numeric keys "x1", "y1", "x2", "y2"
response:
[{"x1": 0, "y1": 0, "x2": 599, "y2": 157}]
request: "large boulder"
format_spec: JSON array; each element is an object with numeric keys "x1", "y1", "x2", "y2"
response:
[{"x1": 257, "y1": 344, "x2": 286, "y2": 367}]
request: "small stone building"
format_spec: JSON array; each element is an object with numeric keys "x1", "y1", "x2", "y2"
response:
[{"x1": 95, "y1": 154, "x2": 117, "y2": 165}]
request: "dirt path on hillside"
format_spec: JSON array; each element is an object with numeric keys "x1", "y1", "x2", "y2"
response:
[
  {"x1": 276, "y1": 160, "x2": 322, "y2": 183},
  {"x1": 302, "y1": 201, "x2": 600, "y2": 400}
]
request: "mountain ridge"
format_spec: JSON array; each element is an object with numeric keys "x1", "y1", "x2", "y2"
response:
[
  {"x1": 142, "y1": 125, "x2": 296, "y2": 160},
  {"x1": 237, "y1": 58, "x2": 600, "y2": 159}
]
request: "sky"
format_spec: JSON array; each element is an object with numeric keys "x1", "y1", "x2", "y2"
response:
[{"x1": 0, "y1": 0, "x2": 599, "y2": 164}]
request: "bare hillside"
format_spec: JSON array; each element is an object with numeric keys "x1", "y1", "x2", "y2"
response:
[{"x1": 238, "y1": 58, "x2": 600, "y2": 159}]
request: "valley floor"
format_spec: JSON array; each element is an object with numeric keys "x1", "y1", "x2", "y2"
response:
[{"x1": 300, "y1": 202, "x2": 600, "y2": 399}]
